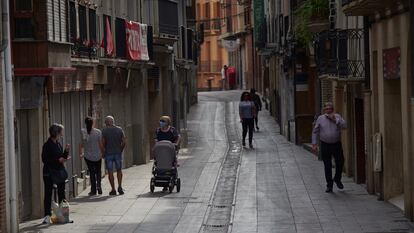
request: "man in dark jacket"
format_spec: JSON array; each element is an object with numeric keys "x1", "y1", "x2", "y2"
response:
[{"x1": 250, "y1": 88, "x2": 262, "y2": 131}]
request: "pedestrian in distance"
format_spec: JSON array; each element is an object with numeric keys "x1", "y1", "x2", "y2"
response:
[
  {"x1": 41, "y1": 123, "x2": 71, "y2": 224},
  {"x1": 221, "y1": 65, "x2": 228, "y2": 91},
  {"x1": 79, "y1": 117, "x2": 103, "y2": 196},
  {"x1": 239, "y1": 92, "x2": 257, "y2": 149},
  {"x1": 102, "y1": 116, "x2": 126, "y2": 195},
  {"x1": 250, "y1": 88, "x2": 262, "y2": 131},
  {"x1": 312, "y1": 102, "x2": 347, "y2": 193}
]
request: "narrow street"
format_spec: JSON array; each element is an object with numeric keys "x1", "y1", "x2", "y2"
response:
[{"x1": 20, "y1": 91, "x2": 414, "y2": 233}]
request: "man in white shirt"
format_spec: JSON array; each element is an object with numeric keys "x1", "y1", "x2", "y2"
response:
[{"x1": 221, "y1": 65, "x2": 228, "y2": 91}]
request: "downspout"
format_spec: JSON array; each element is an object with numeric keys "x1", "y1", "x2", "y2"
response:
[{"x1": 1, "y1": 0, "x2": 18, "y2": 231}]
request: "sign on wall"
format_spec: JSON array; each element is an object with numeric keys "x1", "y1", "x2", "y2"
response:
[
  {"x1": 383, "y1": 47, "x2": 401, "y2": 80},
  {"x1": 125, "y1": 20, "x2": 149, "y2": 61}
]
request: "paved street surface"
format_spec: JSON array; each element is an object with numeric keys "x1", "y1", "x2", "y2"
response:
[{"x1": 20, "y1": 91, "x2": 414, "y2": 233}]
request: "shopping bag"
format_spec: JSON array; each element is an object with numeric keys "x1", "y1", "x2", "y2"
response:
[
  {"x1": 60, "y1": 200, "x2": 70, "y2": 223},
  {"x1": 50, "y1": 201, "x2": 64, "y2": 224}
]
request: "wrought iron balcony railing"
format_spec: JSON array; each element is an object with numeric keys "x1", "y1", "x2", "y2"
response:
[
  {"x1": 341, "y1": 0, "x2": 399, "y2": 16},
  {"x1": 315, "y1": 29, "x2": 365, "y2": 80}
]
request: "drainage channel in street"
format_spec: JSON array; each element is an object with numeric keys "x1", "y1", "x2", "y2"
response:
[{"x1": 201, "y1": 102, "x2": 242, "y2": 233}]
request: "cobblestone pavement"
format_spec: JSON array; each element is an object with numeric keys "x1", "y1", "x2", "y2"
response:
[{"x1": 20, "y1": 91, "x2": 414, "y2": 233}]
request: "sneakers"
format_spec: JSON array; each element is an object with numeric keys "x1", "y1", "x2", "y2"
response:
[
  {"x1": 109, "y1": 190, "x2": 117, "y2": 196},
  {"x1": 118, "y1": 187, "x2": 125, "y2": 195},
  {"x1": 42, "y1": 215, "x2": 51, "y2": 224}
]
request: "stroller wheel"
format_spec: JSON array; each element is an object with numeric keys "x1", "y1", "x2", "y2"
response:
[
  {"x1": 150, "y1": 179, "x2": 155, "y2": 193},
  {"x1": 176, "y1": 178, "x2": 181, "y2": 193},
  {"x1": 168, "y1": 182, "x2": 174, "y2": 193}
]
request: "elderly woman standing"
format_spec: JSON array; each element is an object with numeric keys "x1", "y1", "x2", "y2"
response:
[{"x1": 41, "y1": 123, "x2": 70, "y2": 224}]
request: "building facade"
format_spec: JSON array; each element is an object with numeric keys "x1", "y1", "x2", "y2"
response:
[
  {"x1": 219, "y1": 0, "x2": 254, "y2": 90},
  {"x1": 260, "y1": 0, "x2": 414, "y2": 221},
  {"x1": 196, "y1": 0, "x2": 228, "y2": 91},
  {"x1": 10, "y1": 0, "x2": 198, "y2": 222},
  {"x1": 342, "y1": 0, "x2": 414, "y2": 220}
]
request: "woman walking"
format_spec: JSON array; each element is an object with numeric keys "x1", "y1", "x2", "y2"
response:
[
  {"x1": 41, "y1": 123, "x2": 70, "y2": 224},
  {"x1": 80, "y1": 117, "x2": 103, "y2": 196},
  {"x1": 239, "y1": 92, "x2": 256, "y2": 148}
]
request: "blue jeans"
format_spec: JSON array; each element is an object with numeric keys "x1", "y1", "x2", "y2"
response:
[{"x1": 105, "y1": 154, "x2": 122, "y2": 171}]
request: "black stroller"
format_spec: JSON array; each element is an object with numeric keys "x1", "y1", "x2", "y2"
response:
[{"x1": 150, "y1": 140, "x2": 181, "y2": 193}]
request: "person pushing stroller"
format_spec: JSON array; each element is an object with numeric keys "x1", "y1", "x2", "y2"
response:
[{"x1": 153, "y1": 116, "x2": 181, "y2": 192}]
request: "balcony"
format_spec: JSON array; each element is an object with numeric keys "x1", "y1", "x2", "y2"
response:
[
  {"x1": 199, "y1": 60, "x2": 222, "y2": 73},
  {"x1": 71, "y1": 40, "x2": 98, "y2": 59},
  {"x1": 342, "y1": 0, "x2": 403, "y2": 16},
  {"x1": 315, "y1": 29, "x2": 365, "y2": 80},
  {"x1": 203, "y1": 20, "x2": 221, "y2": 32}
]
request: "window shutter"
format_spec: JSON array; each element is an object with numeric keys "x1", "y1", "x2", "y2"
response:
[
  {"x1": 54, "y1": 0, "x2": 60, "y2": 41},
  {"x1": 47, "y1": 0, "x2": 54, "y2": 41},
  {"x1": 60, "y1": 0, "x2": 67, "y2": 42}
]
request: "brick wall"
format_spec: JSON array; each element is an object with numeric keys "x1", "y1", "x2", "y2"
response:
[{"x1": 0, "y1": 65, "x2": 6, "y2": 232}]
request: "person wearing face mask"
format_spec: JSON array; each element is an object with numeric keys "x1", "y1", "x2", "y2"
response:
[
  {"x1": 41, "y1": 123, "x2": 71, "y2": 224},
  {"x1": 155, "y1": 116, "x2": 181, "y2": 146},
  {"x1": 312, "y1": 102, "x2": 347, "y2": 193},
  {"x1": 155, "y1": 116, "x2": 180, "y2": 191}
]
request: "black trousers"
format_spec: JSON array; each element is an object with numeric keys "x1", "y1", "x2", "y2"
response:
[
  {"x1": 254, "y1": 115, "x2": 259, "y2": 128},
  {"x1": 43, "y1": 175, "x2": 65, "y2": 216},
  {"x1": 321, "y1": 141, "x2": 344, "y2": 188},
  {"x1": 242, "y1": 118, "x2": 254, "y2": 144},
  {"x1": 85, "y1": 158, "x2": 102, "y2": 193}
]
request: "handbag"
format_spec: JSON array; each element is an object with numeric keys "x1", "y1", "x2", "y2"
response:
[{"x1": 49, "y1": 168, "x2": 68, "y2": 184}]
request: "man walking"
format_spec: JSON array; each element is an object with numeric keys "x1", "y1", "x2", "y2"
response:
[
  {"x1": 102, "y1": 116, "x2": 126, "y2": 195},
  {"x1": 221, "y1": 65, "x2": 228, "y2": 91},
  {"x1": 250, "y1": 88, "x2": 262, "y2": 131},
  {"x1": 312, "y1": 102, "x2": 347, "y2": 193}
]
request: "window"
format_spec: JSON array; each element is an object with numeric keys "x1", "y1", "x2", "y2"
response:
[
  {"x1": 78, "y1": 5, "x2": 87, "y2": 41},
  {"x1": 244, "y1": 7, "x2": 250, "y2": 26},
  {"x1": 215, "y1": 2, "x2": 220, "y2": 18},
  {"x1": 69, "y1": 1, "x2": 76, "y2": 42},
  {"x1": 89, "y1": 9, "x2": 97, "y2": 43},
  {"x1": 15, "y1": 18, "x2": 34, "y2": 39},
  {"x1": 15, "y1": 0, "x2": 33, "y2": 11},
  {"x1": 47, "y1": 0, "x2": 67, "y2": 42},
  {"x1": 115, "y1": 18, "x2": 126, "y2": 58},
  {"x1": 205, "y1": 2, "x2": 210, "y2": 19},
  {"x1": 158, "y1": 0, "x2": 179, "y2": 36},
  {"x1": 14, "y1": 0, "x2": 34, "y2": 39},
  {"x1": 196, "y1": 3, "x2": 200, "y2": 18}
]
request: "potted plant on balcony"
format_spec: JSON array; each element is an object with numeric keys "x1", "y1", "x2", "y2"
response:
[{"x1": 294, "y1": 0, "x2": 329, "y2": 45}]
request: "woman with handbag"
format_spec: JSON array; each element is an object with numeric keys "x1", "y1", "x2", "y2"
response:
[{"x1": 41, "y1": 123, "x2": 71, "y2": 224}]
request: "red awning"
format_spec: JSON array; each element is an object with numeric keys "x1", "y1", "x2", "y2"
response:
[{"x1": 14, "y1": 67, "x2": 76, "y2": 77}]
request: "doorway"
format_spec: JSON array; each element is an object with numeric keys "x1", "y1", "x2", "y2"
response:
[
  {"x1": 354, "y1": 98, "x2": 366, "y2": 184},
  {"x1": 17, "y1": 110, "x2": 32, "y2": 220}
]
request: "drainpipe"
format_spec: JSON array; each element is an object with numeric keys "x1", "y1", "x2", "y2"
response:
[{"x1": 1, "y1": 0, "x2": 18, "y2": 231}]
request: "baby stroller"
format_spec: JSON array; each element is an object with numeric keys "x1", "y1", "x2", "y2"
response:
[{"x1": 150, "y1": 140, "x2": 181, "y2": 193}]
